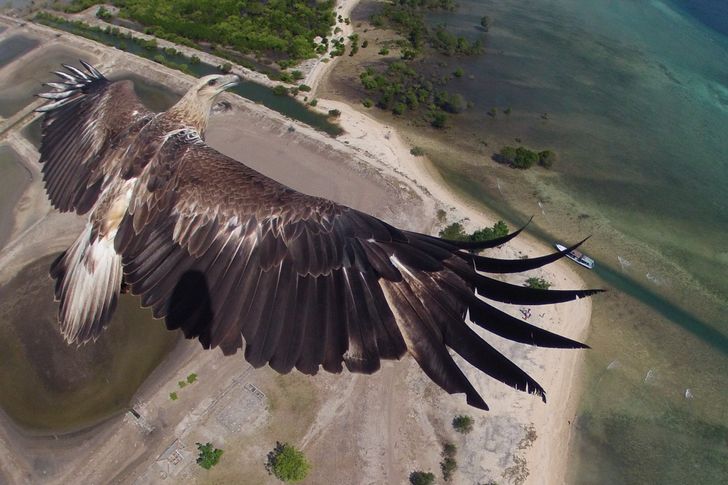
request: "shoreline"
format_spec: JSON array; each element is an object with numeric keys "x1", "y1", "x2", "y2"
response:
[{"x1": 0, "y1": 6, "x2": 591, "y2": 483}]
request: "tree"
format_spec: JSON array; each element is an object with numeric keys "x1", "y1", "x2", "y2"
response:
[
  {"x1": 441, "y1": 442, "x2": 457, "y2": 481},
  {"x1": 452, "y1": 415, "x2": 474, "y2": 434},
  {"x1": 538, "y1": 150, "x2": 557, "y2": 169},
  {"x1": 480, "y1": 16, "x2": 490, "y2": 31},
  {"x1": 266, "y1": 442, "x2": 310, "y2": 482},
  {"x1": 525, "y1": 277, "x2": 552, "y2": 290},
  {"x1": 409, "y1": 471, "x2": 435, "y2": 485},
  {"x1": 196, "y1": 442, "x2": 223, "y2": 470}
]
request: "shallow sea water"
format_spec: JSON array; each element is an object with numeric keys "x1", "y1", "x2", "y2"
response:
[{"x1": 420, "y1": 0, "x2": 728, "y2": 482}]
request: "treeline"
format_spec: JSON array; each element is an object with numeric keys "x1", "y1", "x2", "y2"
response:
[
  {"x1": 438, "y1": 220, "x2": 509, "y2": 242},
  {"x1": 496, "y1": 146, "x2": 556, "y2": 169},
  {"x1": 360, "y1": 62, "x2": 468, "y2": 128},
  {"x1": 371, "y1": 0, "x2": 483, "y2": 57},
  {"x1": 65, "y1": 0, "x2": 336, "y2": 63}
]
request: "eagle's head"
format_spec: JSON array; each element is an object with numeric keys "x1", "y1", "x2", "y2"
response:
[
  {"x1": 194, "y1": 74, "x2": 241, "y2": 100},
  {"x1": 170, "y1": 73, "x2": 241, "y2": 134}
]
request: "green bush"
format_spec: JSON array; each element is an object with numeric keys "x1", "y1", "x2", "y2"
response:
[
  {"x1": 266, "y1": 442, "x2": 310, "y2": 482},
  {"x1": 273, "y1": 85, "x2": 289, "y2": 96},
  {"x1": 378, "y1": 47, "x2": 390, "y2": 55},
  {"x1": 196, "y1": 442, "x2": 223, "y2": 470},
  {"x1": 187, "y1": 373, "x2": 198, "y2": 384},
  {"x1": 409, "y1": 471, "x2": 435, "y2": 485},
  {"x1": 362, "y1": 98, "x2": 374, "y2": 108},
  {"x1": 410, "y1": 146, "x2": 425, "y2": 156},
  {"x1": 439, "y1": 221, "x2": 508, "y2": 242},
  {"x1": 328, "y1": 108, "x2": 341, "y2": 118},
  {"x1": 538, "y1": 150, "x2": 557, "y2": 169},
  {"x1": 452, "y1": 415, "x2": 474, "y2": 434},
  {"x1": 298, "y1": 84, "x2": 312, "y2": 92},
  {"x1": 453, "y1": 67, "x2": 464, "y2": 78},
  {"x1": 169, "y1": 392, "x2": 178, "y2": 400},
  {"x1": 219, "y1": 62, "x2": 233, "y2": 73},
  {"x1": 525, "y1": 277, "x2": 552, "y2": 290}
]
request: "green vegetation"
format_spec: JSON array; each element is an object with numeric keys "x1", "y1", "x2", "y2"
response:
[
  {"x1": 378, "y1": 47, "x2": 390, "y2": 55},
  {"x1": 409, "y1": 471, "x2": 436, "y2": 485},
  {"x1": 371, "y1": 0, "x2": 483, "y2": 58},
  {"x1": 525, "y1": 277, "x2": 552, "y2": 290},
  {"x1": 177, "y1": 380, "x2": 187, "y2": 388},
  {"x1": 169, "y1": 392, "x2": 178, "y2": 400},
  {"x1": 497, "y1": 146, "x2": 556, "y2": 169},
  {"x1": 452, "y1": 414, "x2": 474, "y2": 434},
  {"x1": 273, "y1": 85, "x2": 289, "y2": 96},
  {"x1": 441, "y1": 442, "x2": 457, "y2": 481},
  {"x1": 186, "y1": 373, "x2": 198, "y2": 384},
  {"x1": 96, "y1": 5, "x2": 112, "y2": 21},
  {"x1": 298, "y1": 84, "x2": 311, "y2": 92},
  {"x1": 538, "y1": 149, "x2": 557, "y2": 168},
  {"x1": 196, "y1": 442, "x2": 223, "y2": 470},
  {"x1": 439, "y1": 220, "x2": 509, "y2": 242},
  {"x1": 480, "y1": 15, "x2": 490, "y2": 31},
  {"x1": 410, "y1": 146, "x2": 425, "y2": 156},
  {"x1": 453, "y1": 67, "x2": 464, "y2": 78},
  {"x1": 266, "y1": 442, "x2": 310, "y2": 482},
  {"x1": 359, "y1": 62, "x2": 468, "y2": 128},
  {"x1": 328, "y1": 109, "x2": 341, "y2": 118},
  {"x1": 67, "y1": 0, "x2": 337, "y2": 64}
]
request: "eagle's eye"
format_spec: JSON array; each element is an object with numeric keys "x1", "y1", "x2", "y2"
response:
[{"x1": 207, "y1": 79, "x2": 218, "y2": 86}]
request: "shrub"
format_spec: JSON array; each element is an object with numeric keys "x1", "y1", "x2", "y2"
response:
[
  {"x1": 298, "y1": 84, "x2": 311, "y2": 92},
  {"x1": 409, "y1": 471, "x2": 435, "y2": 485},
  {"x1": 328, "y1": 109, "x2": 341, "y2": 118},
  {"x1": 538, "y1": 150, "x2": 557, "y2": 169},
  {"x1": 169, "y1": 392, "x2": 178, "y2": 400},
  {"x1": 453, "y1": 67, "x2": 464, "y2": 78},
  {"x1": 441, "y1": 456, "x2": 457, "y2": 481},
  {"x1": 273, "y1": 85, "x2": 289, "y2": 96},
  {"x1": 362, "y1": 98, "x2": 374, "y2": 108},
  {"x1": 410, "y1": 146, "x2": 425, "y2": 156},
  {"x1": 308, "y1": 99, "x2": 318, "y2": 106},
  {"x1": 96, "y1": 6, "x2": 112, "y2": 21},
  {"x1": 219, "y1": 62, "x2": 233, "y2": 73},
  {"x1": 190, "y1": 55, "x2": 201, "y2": 65},
  {"x1": 196, "y1": 442, "x2": 223, "y2": 470},
  {"x1": 362, "y1": 40, "x2": 369, "y2": 48},
  {"x1": 266, "y1": 442, "x2": 310, "y2": 482},
  {"x1": 291, "y1": 70, "x2": 304, "y2": 80},
  {"x1": 452, "y1": 415, "x2": 474, "y2": 434},
  {"x1": 178, "y1": 380, "x2": 187, "y2": 388},
  {"x1": 431, "y1": 111, "x2": 448, "y2": 128},
  {"x1": 187, "y1": 373, "x2": 198, "y2": 384},
  {"x1": 525, "y1": 277, "x2": 552, "y2": 290},
  {"x1": 378, "y1": 47, "x2": 390, "y2": 55}
]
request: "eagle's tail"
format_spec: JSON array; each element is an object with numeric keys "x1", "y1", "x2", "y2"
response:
[{"x1": 50, "y1": 224, "x2": 123, "y2": 344}]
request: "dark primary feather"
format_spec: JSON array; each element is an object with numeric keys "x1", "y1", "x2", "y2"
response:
[{"x1": 37, "y1": 62, "x2": 602, "y2": 411}]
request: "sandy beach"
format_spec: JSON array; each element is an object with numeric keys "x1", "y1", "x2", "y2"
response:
[{"x1": 0, "y1": 5, "x2": 592, "y2": 484}]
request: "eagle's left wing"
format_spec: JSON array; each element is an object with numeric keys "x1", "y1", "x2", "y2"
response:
[{"x1": 36, "y1": 61, "x2": 154, "y2": 214}]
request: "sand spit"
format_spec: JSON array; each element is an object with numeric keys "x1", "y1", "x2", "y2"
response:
[{"x1": 0, "y1": 7, "x2": 591, "y2": 484}]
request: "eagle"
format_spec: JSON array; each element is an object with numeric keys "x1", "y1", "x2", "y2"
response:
[{"x1": 35, "y1": 62, "x2": 600, "y2": 410}]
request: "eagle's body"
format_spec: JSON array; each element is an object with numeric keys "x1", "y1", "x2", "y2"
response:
[{"x1": 36, "y1": 62, "x2": 600, "y2": 410}]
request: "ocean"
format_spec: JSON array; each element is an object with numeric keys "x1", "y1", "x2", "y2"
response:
[{"x1": 420, "y1": 0, "x2": 728, "y2": 482}]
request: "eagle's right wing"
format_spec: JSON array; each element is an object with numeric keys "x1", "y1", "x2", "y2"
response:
[{"x1": 36, "y1": 61, "x2": 153, "y2": 214}]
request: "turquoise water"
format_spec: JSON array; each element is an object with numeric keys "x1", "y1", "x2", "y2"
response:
[{"x1": 421, "y1": 0, "x2": 728, "y2": 482}]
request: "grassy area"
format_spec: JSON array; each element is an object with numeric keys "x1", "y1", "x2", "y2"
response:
[
  {"x1": 33, "y1": 13, "x2": 343, "y2": 136},
  {"x1": 64, "y1": 0, "x2": 336, "y2": 67}
]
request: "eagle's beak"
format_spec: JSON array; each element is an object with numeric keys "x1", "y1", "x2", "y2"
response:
[{"x1": 218, "y1": 74, "x2": 240, "y2": 92}]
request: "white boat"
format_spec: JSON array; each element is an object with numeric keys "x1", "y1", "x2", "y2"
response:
[{"x1": 555, "y1": 243, "x2": 595, "y2": 269}]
